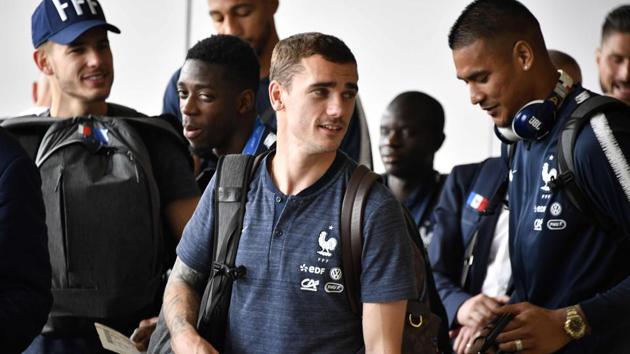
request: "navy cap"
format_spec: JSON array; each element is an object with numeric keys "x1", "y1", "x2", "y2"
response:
[{"x1": 31, "y1": 0, "x2": 120, "y2": 48}]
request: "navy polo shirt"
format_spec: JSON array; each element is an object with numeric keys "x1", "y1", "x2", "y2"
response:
[{"x1": 177, "y1": 151, "x2": 417, "y2": 353}]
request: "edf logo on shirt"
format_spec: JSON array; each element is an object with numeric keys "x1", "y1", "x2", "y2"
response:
[{"x1": 51, "y1": 0, "x2": 100, "y2": 21}]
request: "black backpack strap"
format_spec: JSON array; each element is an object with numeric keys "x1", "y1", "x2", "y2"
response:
[
  {"x1": 213, "y1": 153, "x2": 263, "y2": 274},
  {"x1": 341, "y1": 164, "x2": 380, "y2": 316},
  {"x1": 197, "y1": 153, "x2": 264, "y2": 347},
  {"x1": 554, "y1": 95, "x2": 626, "y2": 232}
]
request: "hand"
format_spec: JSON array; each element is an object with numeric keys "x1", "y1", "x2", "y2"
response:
[
  {"x1": 130, "y1": 317, "x2": 158, "y2": 351},
  {"x1": 172, "y1": 330, "x2": 219, "y2": 354},
  {"x1": 456, "y1": 294, "x2": 510, "y2": 328},
  {"x1": 494, "y1": 302, "x2": 572, "y2": 353},
  {"x1": 452, "y1": 325, "x2": 481, "y2": 354}
]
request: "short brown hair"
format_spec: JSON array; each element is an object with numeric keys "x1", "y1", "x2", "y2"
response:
[{"x1": 270, "y1": 32, "x2": 356, "y2": 88}]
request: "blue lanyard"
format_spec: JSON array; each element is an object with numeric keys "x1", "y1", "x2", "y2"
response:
[{"x1": 242, "y1": 118, "x2": 266, "y2": 155}]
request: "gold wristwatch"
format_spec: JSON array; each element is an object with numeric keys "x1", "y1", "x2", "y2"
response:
[{"x1": 564, "y1": 306, "x2": 586, "y2": 339}]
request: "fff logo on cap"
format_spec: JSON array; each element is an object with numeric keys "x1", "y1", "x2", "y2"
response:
[{"x1": 51, "y1": 0, "x2": 102, "y2": 21}]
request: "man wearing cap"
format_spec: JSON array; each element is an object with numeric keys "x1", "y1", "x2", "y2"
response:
[{"x1": 25, "y1": 1, "x2": 200, "y2": 353}]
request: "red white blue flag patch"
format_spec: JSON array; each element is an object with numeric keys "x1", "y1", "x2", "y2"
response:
[{"x1": 467, "y1": 192, "x2": 489, "y2": 213}]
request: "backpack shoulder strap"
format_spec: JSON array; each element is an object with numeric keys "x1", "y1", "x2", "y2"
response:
[
  {"x1": 212, "y1": 153, "x2": 265, "y2": 273},
  {"x1": 197, "y1": 153, "x2": 264, "y2": 335},
  {"x1": 555, "y1": 95, "x2": 626, "y2": 232},
  {"x1": 341, "y1": 164, "x2": 380, "y2": 316}
]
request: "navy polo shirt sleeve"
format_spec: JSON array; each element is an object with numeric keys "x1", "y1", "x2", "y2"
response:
[
  {"x1": 573, "y1": 111, "x2": 630, "y2": 334},
  {"x1": 176, "y1": 174, "x2": 217, "y2": 275},
  {"x1": 162, "y1": 68, "x2": 182, "y2": 122},
  {"x1": 360, "y1": 184, "x2": 418, "y2": 303},
  {"x1": 429, "y1": 164, "x2": 474, "y2": 327},
  {"x1": 0, "y1": 135, "x2": 52, "y2": 351}
]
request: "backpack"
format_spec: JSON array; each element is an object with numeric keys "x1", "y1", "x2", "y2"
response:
[
  {"x1": 506, "y1": 94, "x2": 630, "y2": 232},
  {"x1": 149, "y1": 153, "x2": 262, "y2": 354},
  {"x1": 550, "y1": 94, "x2": 630, "y2": 231},
  {"x1": 0, "y1": 115, "x2": 188, "y2": 335},
  {"x1": 341, "y1": 164, "x2": 451, "y2": 354}
]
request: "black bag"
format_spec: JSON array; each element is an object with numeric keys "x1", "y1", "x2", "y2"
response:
[
  {"x1": 341, "y1": 164, "x2": 451, "y2": 354},
  {"x1": 467, "y1": 313, "x2": 515, "y2": 354},
  {"x1": 149, "y1": 153, "x2": 262, "y2": 354},
  {"x1": 1, "y1": 115, "x2": 187, "y2": 334}
]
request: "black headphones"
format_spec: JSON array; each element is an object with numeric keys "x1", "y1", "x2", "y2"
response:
[{"x1": 495, "y1": 70, "x2": 574, "y2": 143}]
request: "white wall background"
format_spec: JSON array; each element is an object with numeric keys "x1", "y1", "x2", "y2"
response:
[{"x1": 1, "y1": 0, "x2": 625, "y2": 173}]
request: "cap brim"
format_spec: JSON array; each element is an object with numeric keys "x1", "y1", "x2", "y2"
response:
[{"x1": 48, "y1": 19, "x2": 120, "y2": 45}]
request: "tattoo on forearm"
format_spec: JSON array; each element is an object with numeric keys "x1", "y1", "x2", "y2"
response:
[
  {"x1": 163, "y1": 258, "x2": 208, "y2": 340},
  {"x1": 171, "y1": 258, "x2": 207, "y2": 293}
]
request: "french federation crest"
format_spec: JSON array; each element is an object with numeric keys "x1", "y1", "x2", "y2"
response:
[{"x1": 317, "y1": 230, "x2": 337, "y2": 257}]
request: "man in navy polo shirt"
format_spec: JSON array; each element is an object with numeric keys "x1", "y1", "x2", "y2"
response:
[
  {"x1": 178, "y1": 35, "x2": 275, "y2": 190},
  {"x1": 450, "y1": 0, "x2": 630, "y2": 353},
  {"x1": 162, "y1": 32, "x2": 417, "y2": 353}
]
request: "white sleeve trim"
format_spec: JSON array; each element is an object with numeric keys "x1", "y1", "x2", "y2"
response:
[{"x1": 590, "y1": 113, "x2": 630, "y2": 203}]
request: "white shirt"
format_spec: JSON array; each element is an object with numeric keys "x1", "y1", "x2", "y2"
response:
[{"x1": 481, "y1": 206, "x2": 511, "y2": 297}]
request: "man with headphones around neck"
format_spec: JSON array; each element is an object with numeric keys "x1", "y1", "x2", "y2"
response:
[{"x1": 450, "y1": 0, "x2": 630, "y2": 353}]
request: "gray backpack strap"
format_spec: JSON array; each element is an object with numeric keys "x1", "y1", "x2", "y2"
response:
[{"x1": 197, "y1": 153, "x2": 264, "y2": 351}]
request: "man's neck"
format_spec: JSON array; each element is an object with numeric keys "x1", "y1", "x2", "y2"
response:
[
  {"x1": 259, "y1": 27, "x2": 279, "y2": 79},
  {"x1": 50, "y1": 95, "x2": 108, "y2": 118},
  {"x1": 534, "y1": 65, "x2": 562, "y2": 101},
  {"x1": 270, "y1": 142, "x2": 336, "y2": 196},
  {"x1": 214, "y1": 114, "x2": 257, "y2": 157},
  {"x1": 386, "y1": 169, "x2": 435, "y2": 202}
]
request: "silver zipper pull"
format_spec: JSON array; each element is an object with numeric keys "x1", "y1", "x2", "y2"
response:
[{"x1": 126, "y1": 151, "x2": 140, "y2": 183}]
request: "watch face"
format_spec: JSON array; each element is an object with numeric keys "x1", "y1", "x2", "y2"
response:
[
  {"x1": 566, "y1": 317, "x2": 585, "y2": 338},
  {"x1": 569, "y1": 320, "x2": 581, "y2": 332}
]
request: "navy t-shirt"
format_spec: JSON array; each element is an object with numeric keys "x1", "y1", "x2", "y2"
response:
[
  {"x1": 508, "y1": 88, "x2": 630, "y2": 353},
  {"x1": 177, "y1": 151, "x2": 417, "y2": 353}
]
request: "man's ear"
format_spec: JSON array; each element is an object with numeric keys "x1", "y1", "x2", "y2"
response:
[
  {"x1": 269, "y1": 80, "x2": 285, "y2": 111},
  {"x1": 270, "y1": 0, "x2": 279, "y2": 15},
  {"x1": 237, "y1": 89, "x2": 255, "y2": 114},
  {"x1": 433, "y1": 132, "x2": 445, "y2": 153},
  {"x1": 33, "y1": 47, "x2": 53, "y2": 75},
  {"x1": 513, "y1": 40, "x2": 534, "y2": 72},
  {"x1": 595, "y1": 47, "x2": 602, "y2": 66}
]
